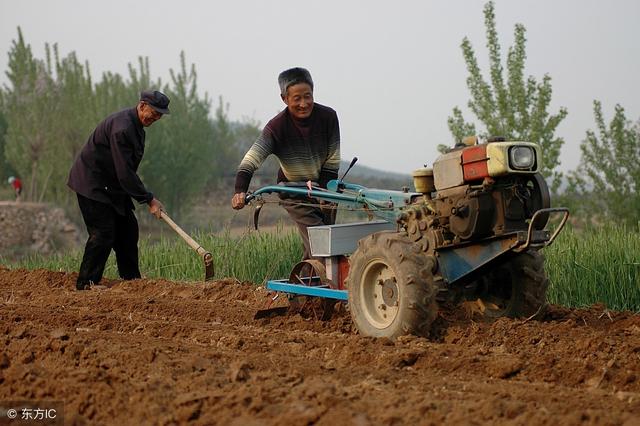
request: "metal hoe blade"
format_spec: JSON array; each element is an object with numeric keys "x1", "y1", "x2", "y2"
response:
[{"x1": 203, "y1": 252, "x2": 215, "y2": 281}]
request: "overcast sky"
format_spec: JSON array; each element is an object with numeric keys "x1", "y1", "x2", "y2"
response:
[{"x1": 1, "y1": 0, "x2": 638, "y2": 175}]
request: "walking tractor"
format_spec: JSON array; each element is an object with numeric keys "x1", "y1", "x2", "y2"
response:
[{"x1": 246, "y1": 136, "x2": 569, "y2": 339}]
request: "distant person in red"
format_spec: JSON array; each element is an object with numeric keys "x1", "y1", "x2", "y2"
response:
[{"x1": 8, "y1": 176, "x2": 22, "y2": 201}]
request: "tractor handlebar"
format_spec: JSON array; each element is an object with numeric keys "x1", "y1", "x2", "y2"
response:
[{"x1": 244, "y1": 193, "x2": 255, "y2": 204}]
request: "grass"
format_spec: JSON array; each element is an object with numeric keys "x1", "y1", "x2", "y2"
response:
[
  {"x1": 3, "y1": 222, "x2": 639, "y2": 312},
  {"x1": 545, "y1": 224, "x2": 640, "y2": 312},
  {"x1": 4, "y1": 223, "x2": 302, "y2": 285}
]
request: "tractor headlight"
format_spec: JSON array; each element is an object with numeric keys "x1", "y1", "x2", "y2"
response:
[{"x1": 509, "y1": 146, "x2": 535, "y2": 170}]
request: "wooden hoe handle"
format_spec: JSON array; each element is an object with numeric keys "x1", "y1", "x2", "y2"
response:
[{"x1": 159, "y1": 211, "x2": 215, "y2": 281}]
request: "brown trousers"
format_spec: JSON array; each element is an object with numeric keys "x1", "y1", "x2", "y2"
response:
[{"x1": 280, "y1": 196, "x2": 336, "y2": 260}]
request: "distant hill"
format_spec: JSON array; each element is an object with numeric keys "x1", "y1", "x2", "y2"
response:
[
  {"x1": 246, "y1": 157, "x2": 414, "y2": 191},
  {"x1": 339, "y1": 160, "x2": 413, "y2": 191}
]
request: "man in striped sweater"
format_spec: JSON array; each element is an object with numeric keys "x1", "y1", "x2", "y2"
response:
[{"x1": 231, "y1": 67, "x2": 340, "y2": 259}]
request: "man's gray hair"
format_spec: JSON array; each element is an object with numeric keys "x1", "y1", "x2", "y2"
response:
[{"x1": 278, "y1": 67, "x2": 313, "y2": 96}]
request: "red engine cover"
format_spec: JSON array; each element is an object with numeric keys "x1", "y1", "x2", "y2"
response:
[{"x1": 462, "y1": 145, "x2": 489, "y2": 181}]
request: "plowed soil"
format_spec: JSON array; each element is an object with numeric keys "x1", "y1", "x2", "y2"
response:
[{"x1": 1, "y1": 267, "x2": 639, "y2": 425}]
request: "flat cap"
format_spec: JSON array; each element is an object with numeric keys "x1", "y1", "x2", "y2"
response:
[{"x1": 140, "y1": 90, "x2": 170, "y2": 114}]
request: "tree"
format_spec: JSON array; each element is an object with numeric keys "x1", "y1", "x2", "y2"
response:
[
  {"x1": 0, "y1": 109, "x2": 11, "y2": 182},
  {"x1": 140, "y1": 52, "x2": 215, "y2": 217},
  {"x1": 2, "y1": 28, "x2": 59, "y2": 201},
  {"x1": 208, "y1": 97, "x2": 239, "y2": 185},
  {"x1": 43, "y1": 44, "x2": 97, "y2": 204},
  {"x1": 208, "y1": 99, "x2": 264, "y2": 186},
  {"x1": 2, "y1": 29, "x2": 128, "y2": 204},
  {"x1": 448, "y1": 1, "x2": 567, "y2": 189},
  {"x1": 568, "y1": 101, "x2": 640, "y2": 227},
  {"x1": 1, "y1": 29, "x2": 211, "y2": 213}
]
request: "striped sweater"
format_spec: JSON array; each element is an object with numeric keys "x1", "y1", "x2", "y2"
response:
[{"x1": 235, "y1": 103, "x2": 340, "y2": 193}]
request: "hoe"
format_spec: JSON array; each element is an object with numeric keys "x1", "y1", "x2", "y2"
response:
[
  {"x1": 247, "y1": 137, "x2": 569, "y2": 339},
  {"x1": 160, "y1": 211, "x2": 214, "y2": 281}
]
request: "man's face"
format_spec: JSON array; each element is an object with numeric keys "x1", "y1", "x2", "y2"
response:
[
  {"x1": 282, "y1": 83, "x2": 314, "y2": 119},
  {"x1": 137, "y1": 102, "x2": 163, "y2": 127}
]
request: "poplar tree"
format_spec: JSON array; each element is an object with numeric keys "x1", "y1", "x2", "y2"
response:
[
  {"x1": 44, "y1": 44, "x2": 97, "y2": 204},
  {"x1": 140, "y1": 52, "x2": 215, "y2": 217},
  {"x1": 2, "y1": 28, "x2": 59, "y2": 201},
  {"x1": 568, "y1": 101, "x2": 640, "y2": 227},
  {"x1": 0, "y1": 110, "x2": 10, "y2": 181},
  {"x1": 209, "y1": 98, "x2": 264, "y2": 185},
  {"x1": 448, "y1": 1, "x2": 567, "y2": 189}
]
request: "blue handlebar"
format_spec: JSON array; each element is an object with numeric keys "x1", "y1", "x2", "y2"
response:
[{"x1": 243, "y1": 180, "x2": 421, "y2": 223}]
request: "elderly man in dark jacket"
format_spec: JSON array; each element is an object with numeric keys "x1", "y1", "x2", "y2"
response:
[{"x1": 68, "y1": 90, "x2": 168, "y2": 290}]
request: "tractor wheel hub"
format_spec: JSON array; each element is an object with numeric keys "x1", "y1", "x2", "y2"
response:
[{"x1": 381, "y1": 278, "x2": 398, "y2": 306}]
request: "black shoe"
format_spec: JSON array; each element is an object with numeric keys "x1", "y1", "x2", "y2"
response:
[
  {"x1": 76, "y1": 281, "x2": 91, "y2": 291},
  {"x1": 76, "y1": 281, "x2": 107, "y2": 291}
]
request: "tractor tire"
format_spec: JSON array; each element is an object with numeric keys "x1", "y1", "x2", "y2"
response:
[
  {"x1": 471, "y1": 249, "x2": 549, "y2": 319},
  {"x1": 346, "y1": 231, "x2": 438, "y2": 339}
]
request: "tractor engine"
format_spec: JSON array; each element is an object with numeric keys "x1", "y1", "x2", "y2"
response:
[{"x1": 406, "y1": 137, "x2": 550, "y2": 245}]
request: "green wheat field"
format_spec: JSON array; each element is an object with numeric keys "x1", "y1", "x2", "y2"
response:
[{"x1": 3, "y1": 224, "x2": 639, "y2": 312}]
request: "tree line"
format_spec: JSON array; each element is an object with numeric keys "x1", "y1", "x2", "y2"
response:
[
  {"x1": 1, "y1": 1, "x2": 639, "y2": 228},
  {"x1": 0, "y1": 28, "x2": 261, "y2": 218}
]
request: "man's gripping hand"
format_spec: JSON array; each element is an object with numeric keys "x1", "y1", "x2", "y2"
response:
[
  {"x1": 231, "y1": 192, "x2": 246, "y2": 210},
  {"x1": 148, "y1": 198, "x2": 165, "y2": 219}
]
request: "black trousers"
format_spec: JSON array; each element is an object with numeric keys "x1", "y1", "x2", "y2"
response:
[
  {"x1": 76, "y1": 194, "x2": 141, "y2": 287},
  {"x1": 280, "y1": 197, "x2": 336, "y2": 260}
]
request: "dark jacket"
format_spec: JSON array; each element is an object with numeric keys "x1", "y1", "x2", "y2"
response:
[{"x1": 67, "y1": 107, "x2": 153, "y2": 215}]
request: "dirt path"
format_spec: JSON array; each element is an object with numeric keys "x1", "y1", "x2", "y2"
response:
[{"x1": 1, "y1": 267, "x2": 639, "y2": 425}]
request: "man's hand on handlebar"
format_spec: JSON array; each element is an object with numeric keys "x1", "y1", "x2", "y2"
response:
[{"x1": 231, "y1": 192, "x2": 246, "y2": 210}]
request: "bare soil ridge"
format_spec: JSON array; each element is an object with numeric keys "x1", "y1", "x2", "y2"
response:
[{"x1": 1, "y1": 267, "x2": 639, "y2": 425}]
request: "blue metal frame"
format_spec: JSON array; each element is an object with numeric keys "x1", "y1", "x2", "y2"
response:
[
  {"x1": 246, "y1": 179, "x2": 421, "y2": 222},
  {"x1": 266, "y1": 280, "x2": 348, "y2": 301},
  {"x1": 437, "y1": 233, "x2": 522, "y2": 284}
]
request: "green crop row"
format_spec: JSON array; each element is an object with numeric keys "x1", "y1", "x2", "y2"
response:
[
  {"x1": 3, "y1": 225, "x2": 302, "y2": 285},
  {"x1": 544, "y1": 224, "x2": 640, "y2": 312},
  {"x1": 3, "y1": 224, "x2": 639, "y2": 312}
]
